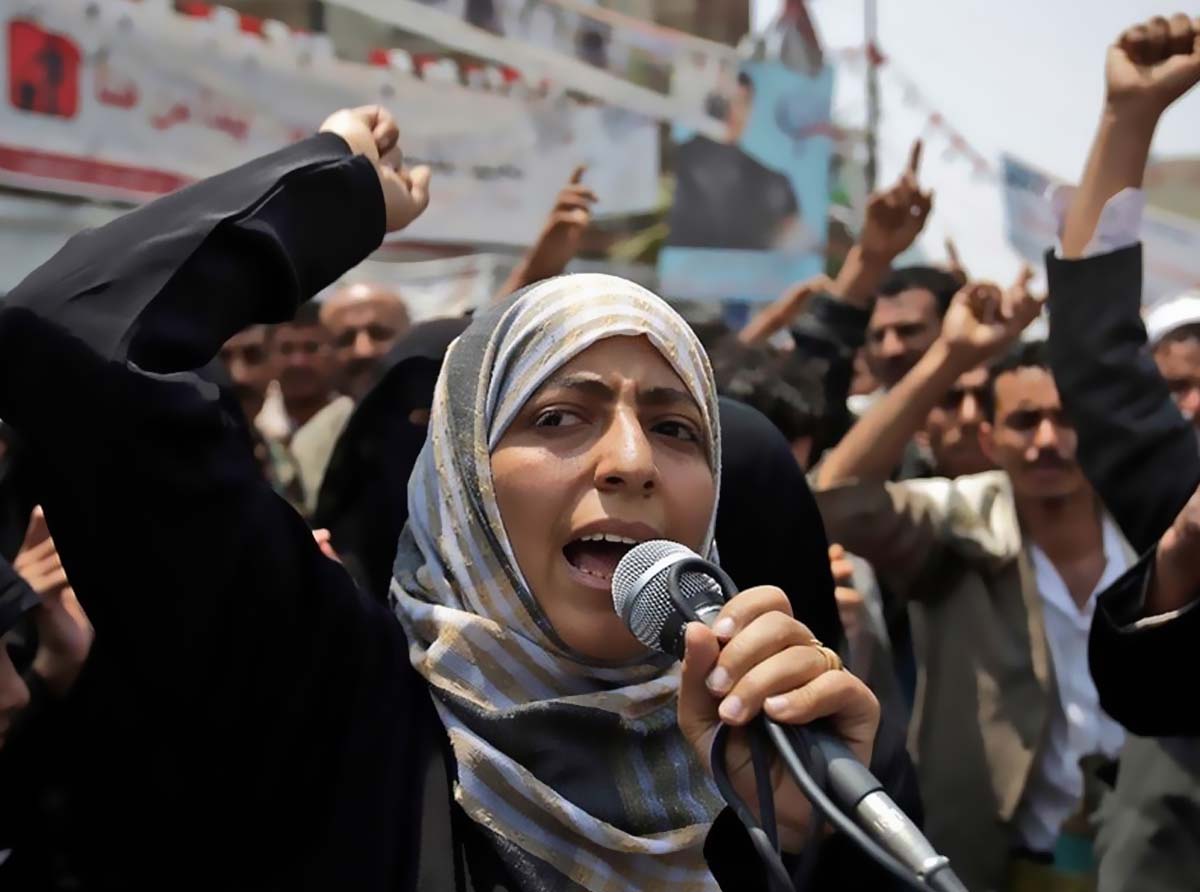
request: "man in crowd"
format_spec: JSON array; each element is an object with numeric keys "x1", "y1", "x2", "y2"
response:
[
  {"x1": 815, "y1": 279, "x2": 1128, "y2": 891},
  {"x1": 218, "y1": 324, "x2": 274, "y2": 427},
  {"x1": 266, "y1": 302, "x2": 354, "y2": 514},
  {"x1": 1045, "y1": 16, "x2": 1200, "y2": 891},
  {"x1": 319, "y1": 282, "x2": 411, "y2": 402},
  {"x1": 864, "y1": 264, "x2": 963, "y2": 394},
  {"x1": 1143, "y1": 291, "x2": 1200, "y2": 429},
  {"x1": 217, "y1": 324, "x2": 288, "y2": 491}
]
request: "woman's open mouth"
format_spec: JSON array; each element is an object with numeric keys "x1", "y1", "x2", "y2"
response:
[{"x1": 562, "y1": 533, "x2": 642, "y2": 590}]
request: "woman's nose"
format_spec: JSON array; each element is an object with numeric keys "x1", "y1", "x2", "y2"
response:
[{"x1": 593, "y1": 409, "x2": 657, "y2": 494}]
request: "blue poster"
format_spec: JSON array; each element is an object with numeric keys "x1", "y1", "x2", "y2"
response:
[{"x1": 659, "y1": 61, "x2": 834, "y2": 302}]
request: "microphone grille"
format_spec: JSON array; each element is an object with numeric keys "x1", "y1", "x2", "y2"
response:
[{"x1": 611, "y1": 540, "x2": 724, "y2": 653}]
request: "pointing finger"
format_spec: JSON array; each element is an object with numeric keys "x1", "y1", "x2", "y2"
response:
[{"x1": 906, "y1": 139, "x2": 923, "y2": 180}]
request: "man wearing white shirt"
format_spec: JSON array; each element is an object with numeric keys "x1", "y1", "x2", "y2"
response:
[
  {"x1": 815, "y1": 269, "x2": 1131, "y2": 890},
  {"x1": 1014, "y1": 520, "x2": 1128, "y2": 860}
]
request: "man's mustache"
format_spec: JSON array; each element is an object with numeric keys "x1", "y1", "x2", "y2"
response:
[
  {"x1": 1027, "y1": 450, "x2": 1073, "y2": 470},
  {"x1": 344, "y1": 356, "x2": 378, "y2": 378}
]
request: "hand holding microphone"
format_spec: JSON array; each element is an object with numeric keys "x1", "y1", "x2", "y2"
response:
[
  {"x1": 676, "y1": 585, "x2": 878, "y2": 852},
  {"x1": 614, "y1": 541, "x2": 969, "y2": 892}
]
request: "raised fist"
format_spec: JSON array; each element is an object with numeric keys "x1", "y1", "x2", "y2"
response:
[
  {"x1": 1107, "y1": 15, "x2": 1200, "y2": 116},
  {"x1": 319, "y1": 106, "x2": 431, "y2": 233}
]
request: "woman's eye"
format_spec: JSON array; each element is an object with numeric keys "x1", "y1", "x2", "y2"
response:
[
  {"x1": 654, "y1": 420, "x2": 701, "y2": 443},
  {"x1": 534, "y1": 409, "x2": 585, "y2": 429}
]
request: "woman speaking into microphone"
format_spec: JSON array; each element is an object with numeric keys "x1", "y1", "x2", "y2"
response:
[{"x1": 0, "y1": 106, "x2": 914, "y2": 891}]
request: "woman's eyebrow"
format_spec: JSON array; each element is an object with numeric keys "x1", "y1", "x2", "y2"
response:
[
  {"x1": 638, "y1": 386, "x2": 698, "y2": 412},
  {"x1": 540, "y1": 373, "x2": 614, "y2": 401},
  {"x1": 542, "y1": 373, "x2": 698, "y2": 413}
]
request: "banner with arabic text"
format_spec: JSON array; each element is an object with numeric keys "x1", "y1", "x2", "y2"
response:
[{"x1": 0, "y1": 1, "x2": 658, "y2": 246}]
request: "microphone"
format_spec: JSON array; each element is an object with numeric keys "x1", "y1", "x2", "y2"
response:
[{"x1": 612, "y1": 540, "x2": 969, "y2": 892}]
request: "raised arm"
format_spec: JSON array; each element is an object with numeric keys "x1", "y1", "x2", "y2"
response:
[
  {"x1": 1061, "y1": 16, "x2": 1200, "y2": 257},
  {"x1": 0, "y1": 105, "x2": 426, "y2": 729},
  {"x1": 0, "y1": 107, "x2": 432, "y2": 880},
  {"x1": 737, "y1": 274, "x2": 830, "y2": 346},
  {"x1": 1048, "y1": 16, "x2": 1200, "y2": 549}
]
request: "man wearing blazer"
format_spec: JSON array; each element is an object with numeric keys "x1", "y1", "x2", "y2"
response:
[
  {"x1": 814, "y1": 279, "x2": 1130, "y2": 891},
  {"x1": 1045, "y1": 15, "x2": 1200, "y2": 892}
]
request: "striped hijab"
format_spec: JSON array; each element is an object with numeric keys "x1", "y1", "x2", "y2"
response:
[{"x1": 391, "y1": 274, "x2": 725, "y2": 892}]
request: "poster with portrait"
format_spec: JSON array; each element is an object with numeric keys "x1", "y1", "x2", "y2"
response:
[{"x1": 658, "y1": 61, "x2": 834, "y2": 302}]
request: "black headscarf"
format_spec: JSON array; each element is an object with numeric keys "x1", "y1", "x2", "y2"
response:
[
  {"x1": 312, "y1": 317, "x2": 470, "y2": 600},
  {"x1": 715, "y1": 397, "x2": 843, "y2": 650}
]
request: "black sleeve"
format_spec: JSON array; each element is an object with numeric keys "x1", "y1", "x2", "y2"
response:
[
  {"x1": 0, "y1": 135, "x2": 411, "y2": 880},
  {"x1": 1046, "y1": 244, "x2": 1200, "y2": 551},
  {"x1": 1089, "y1": 550, "x2": 1200, "y2": 736}
]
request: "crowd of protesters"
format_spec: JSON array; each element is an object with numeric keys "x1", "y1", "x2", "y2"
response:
[{"x1": 1, "y1": 13, "x2": 1200, "y2": 892}]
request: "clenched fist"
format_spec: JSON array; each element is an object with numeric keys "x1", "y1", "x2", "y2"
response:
[
  {"x1": 319, "y1": 106, "x2": 431, "y2": 233},
  {"x1": 1107, "y1": 15, "x2": 1200, "y2": 116}
]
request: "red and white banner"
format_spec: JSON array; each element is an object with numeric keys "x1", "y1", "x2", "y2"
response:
[
  {"x1": 0, "y1": 0, "x2": 658, "y2": 246},
  {"x1": 332, "y1": 0, "x2": 737, "y2": 138}
]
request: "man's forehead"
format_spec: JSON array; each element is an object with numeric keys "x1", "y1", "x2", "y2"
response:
[
  {"x1": 274, "y1": 322, "x2": 326, "y2": 341},
  {"x1": 993, "y1": 365, "x2": 1059, "y2": 408},
  {"x1": 870, "y1": 288, "x2": 938, "y2": 326},
  {"x1": 323, "y1": 295, "x2": 405, "y2": 329},
  {"x1": 1155, "y1": 336, "x2": 1200, "y2": 370},
  {"x1": 225, "y1": 326, "x2": 267, "y2": 349}
]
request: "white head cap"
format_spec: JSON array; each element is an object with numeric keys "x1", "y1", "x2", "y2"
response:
[{"x1": 1146, "y1": 290, "x2": 1200, "y2": 346}]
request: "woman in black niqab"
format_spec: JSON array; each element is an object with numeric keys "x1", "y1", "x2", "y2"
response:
[
  {"x1": 312, "y1": 317, "x2": 469, "y2": 600},
  {"x1": 714, "y1": 397, "x2": 842, "y2": 650}
]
